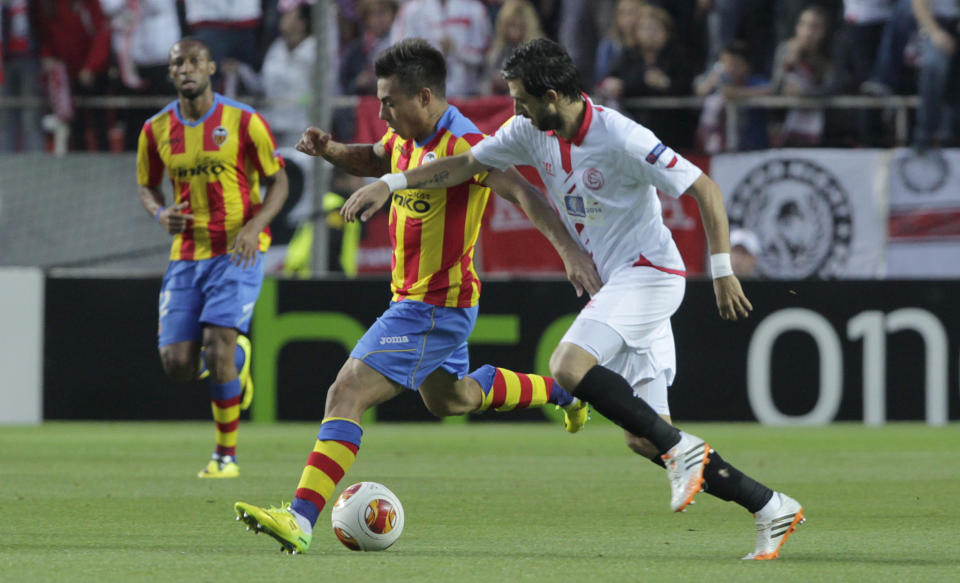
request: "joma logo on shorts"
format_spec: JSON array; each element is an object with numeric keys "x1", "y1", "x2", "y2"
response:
[{"x1": 379, "y1": 335, "x2": 410, "y2": 345}]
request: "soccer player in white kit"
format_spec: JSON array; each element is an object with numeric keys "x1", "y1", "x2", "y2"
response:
[{"x1": 342, "y1": 39, "x2": 805, "y2": 560}]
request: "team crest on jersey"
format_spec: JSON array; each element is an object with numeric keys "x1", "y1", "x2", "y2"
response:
[
  {"x1": 583, "y1": 167, "x2": 604, "y2": 190},
  {"x1": 422, "y1": 151, "x2": 437, "y2": 163},
  {"x1": 543, "y1": 161, "x2": 555, "y2": 176},
  {"x1": 212, "y1": 126, "x2": 229, "y2": 147},
  {"x1": 728, "y1": 158, "x2": 852, "y2": 279}
]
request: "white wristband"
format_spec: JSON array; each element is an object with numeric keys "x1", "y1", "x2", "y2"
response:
[
  {"x1": 710, "y1": 253, "x2": 734, "y2": 279},
  {"x1": 379, "y1": 172, "x2": 407, "y2": 193}
]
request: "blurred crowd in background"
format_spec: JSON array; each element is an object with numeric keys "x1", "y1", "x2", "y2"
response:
[{"x1": 1, "y1": 0, "x2": 959, "y2": 155}]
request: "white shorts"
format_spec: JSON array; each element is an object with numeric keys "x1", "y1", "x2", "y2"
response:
[{"x1": 559, "y1": 267, "x2": 685, "y2": 414}]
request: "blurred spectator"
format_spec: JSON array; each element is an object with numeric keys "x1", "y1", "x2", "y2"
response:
[
  {"x1": 912, "y1": 0, "x2": 960, "y2": 149},
  {"x1": 222, "y1": 2, "x2": 331, "y2": 149},
  {"x1": 530, "y1": 0, "x2": 561, "y2": 39},
  {"x1": 861, "y1": 0, "x2": 917, "y2": 96},
  {"x1": 833, "y1": 0, "x2": 894, "y2": 146},
  {"x1": 603, "y1": 5, "x2": 695, "y2": 146},
  {"x1": 652, "y1": 0, "x2": 711, "y2": 74},
  {"x1": 184, "y1": 0, "x2": 262, "y2": 90},
  {"x1": 340, "y1": 0, "x2": 397, "y2": 95},
  {"x1": 390, "y1": 0, "x2": 491, "y2": 96},
  {"x1": 695, "y1": 39, "x2": 770, "y2": 152},
  {"x1": 557, "y1": 0, "x2": 616, "y2": 87},
  {"x1": 31, "y1": 0, "x2": 112, "y2": 152},
  {"x1": 594, "y1": 0, "x2": 645, "y2": 86},
  {"x1": 283, "y1": 169, "x2": 364, "y2": 278},
  {"x1": 769, "y1": 5, "x2": 835, "y2": 146},
  {"x1": 704, "y1": 0, "x2": 778, "y2": 75},
  {"x1": 730, "y1": 228, "x2": 761, "y2": 278},
  {"x1": 1, "y1": 0, "x2": 44, "y2": 152},
  {"x1": 835, "y1": 0, "x2": 894, "y2": 93},
  {"x1": 485, "y1": 0, "x2": 543, "y2": 94},
  {"x1": 100, "y1": 0, "x2": 181, "y2": 151}
]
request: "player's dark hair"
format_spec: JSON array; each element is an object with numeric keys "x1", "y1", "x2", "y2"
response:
[
  {"x1": 172, "y1": 36, "x2": 213, "y2": 61},
  {"x1": 501, "y1": 38, "x2": 584, "y2": 101},
  {"x1": 374, "y1": 38, "x2": 447, "y2": 99}
]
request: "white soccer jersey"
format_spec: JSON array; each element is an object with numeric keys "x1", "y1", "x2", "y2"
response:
[{"x1": 472, "y1": 95, "x2": 703, "y2": 282}]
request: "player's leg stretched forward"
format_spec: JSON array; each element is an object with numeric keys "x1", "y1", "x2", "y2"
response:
[
  {"x1": 234, "y1": 300, "x2": 586, "y2": 553},
  {"x1": 233, "y1": 355, "x2": 584, "y2": 554},
  {"x1": 550, "y1": 342, "x2": 804, "y2": 560}
]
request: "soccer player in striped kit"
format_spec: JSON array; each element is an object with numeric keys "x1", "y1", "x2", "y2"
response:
[
  {"x1": 343, "y1": 39, "x2": 806, "y2": 560},
  {"x1": 233, "y1": 38, "x2": 603, "y2": 554},
  {"x1": 137, "y1": 38, "x2": 288, "y2": 479}
]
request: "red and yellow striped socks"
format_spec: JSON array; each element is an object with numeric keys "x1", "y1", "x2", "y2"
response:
[
  {"x1": 468, "y1": 364, "x2": 574, "y2": 411},
  {"x1": 209, "y1": 378, "x2": 242, "y2": 458},
  {"x1": 290, "y1": 418, "x2": 363, "y2": 527}
]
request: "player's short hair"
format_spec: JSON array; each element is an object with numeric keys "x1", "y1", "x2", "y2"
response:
[
  {"x1": 171, "y1": 36, "x2": 213, "y2": 61},
  {"x1": 501, "y1": 38, "x2": 584, "y2": 101},
  {"x1": 374, "y1": 38, "x2": 446, "y2": 99}
]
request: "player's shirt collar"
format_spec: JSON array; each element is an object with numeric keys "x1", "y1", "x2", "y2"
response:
[
  {"x1": 174, "y1": 93, "x2": 222, "y2": 127},
  {"x1": 414, "y1": 105, "x2": 457, "y2": 148},
  {"x1": 546, "y1": 92, "x2": 593, "y2": 147}
]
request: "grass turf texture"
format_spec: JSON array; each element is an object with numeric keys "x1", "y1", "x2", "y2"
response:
[{"x1": 0, "y1": 422, "x2": 957, "y2": 582}]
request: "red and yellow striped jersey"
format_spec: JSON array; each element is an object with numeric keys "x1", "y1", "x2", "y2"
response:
[
  {"x1": 381, "y1": 105, "x2": 490, "y2": 308},
  {"x1": 137, "y1": 93, "x2": 284, "y2": 261}
]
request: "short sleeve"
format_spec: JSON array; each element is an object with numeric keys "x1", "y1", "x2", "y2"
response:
[
  {"x1": 471, "y1": 116, "x2": 534, "y2": 171},
  {"x1": 136, "y1": 122, "x2": 164, "y2": 187},
  {"x1": 622, "y1": 123, "x2": 702, "y2": 198},
  {"x1": 247, "y1": 113, "x2": 285, "y2": 176},
  {"x1": 451, "y1": 132, "x2": 489, "y2": 185}
]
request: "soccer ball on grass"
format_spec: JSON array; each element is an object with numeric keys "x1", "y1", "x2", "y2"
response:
[{"x1": 330, "y1": 482, "x2": 404, "y2": 551}]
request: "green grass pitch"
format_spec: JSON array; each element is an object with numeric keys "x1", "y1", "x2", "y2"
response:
[{"x1": 1, "y1": 421, "x2": 958, "y2": 582}]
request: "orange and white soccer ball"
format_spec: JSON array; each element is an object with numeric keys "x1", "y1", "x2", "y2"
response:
[{"x1": 330, "y1": 482, "x2": 404, "y2": 551}]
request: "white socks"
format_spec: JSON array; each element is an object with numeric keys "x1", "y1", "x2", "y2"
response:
[
  {"x1": 290, "y1": 507, "x2": 313, "y2": 535},
  {"x1": 755, "y1": 492, "x2": 783, "y2": 521}
]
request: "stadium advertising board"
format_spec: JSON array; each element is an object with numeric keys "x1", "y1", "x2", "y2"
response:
[
  {"x1": 710, "y1": 150, "x2": 887, "y2": 279},
  {"x1": 886, "y1": 148, "x2": 960, "y2": 277},
  {"x1": 45, "y1": 277, "x2": 959, "y2": 425}
]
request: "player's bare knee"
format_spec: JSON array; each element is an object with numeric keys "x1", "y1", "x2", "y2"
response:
[
  {"x1": 624, "y1": 431, "x2": 659, "y2": 459},
  {"x1": 550, "y1": 360, "x2": 582, "y2": 393},
  {"x1": 549, "y1": 352, "x2": 581, "y2": 394},
  {"x1": 325, "y1": 370, "x2": 375, "y2": 419},
  {"x1": 159, "y1": 350, "x2": 196, "y2": 382}
]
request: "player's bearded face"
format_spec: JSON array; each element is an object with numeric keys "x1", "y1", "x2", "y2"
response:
[{"x1": 508, "y1": 80, "x2": 562, "y2": 132}]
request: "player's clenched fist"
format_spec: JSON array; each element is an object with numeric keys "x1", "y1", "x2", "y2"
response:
[
  {"x1": 296, "y1": 127, "x2": 332, "y2": 157},
  {"x1": 158, "y1": 201, "x2": 193, "y2": 235}
]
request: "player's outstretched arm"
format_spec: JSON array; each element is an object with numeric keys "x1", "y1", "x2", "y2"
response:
[
  {"x1": 340, "y1": 151, "x2": 485, "y2": 223},
  {"x1": 296, "y1": 127, "x2": 390, "y2": 178},
  {"x1": 686, "y1": 173, "x2": 753, "y2": 321},
  {"x1": 484, "y1": 167, "x2": 602, "y2": 298}
]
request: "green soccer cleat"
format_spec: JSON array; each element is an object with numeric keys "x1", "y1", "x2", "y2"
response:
[
  {"x1": 235, "y1": 502, "x2": 312, "y2": 554},
  {"x1": 559, "y1": 398, "x2": 589, "y2": 433},
  {"x1": 236, "y1": 335, "x2": 254, "y2": 411},
  {"x1": 198, "y1": 454, "x2": 239, "y2": 479}
]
